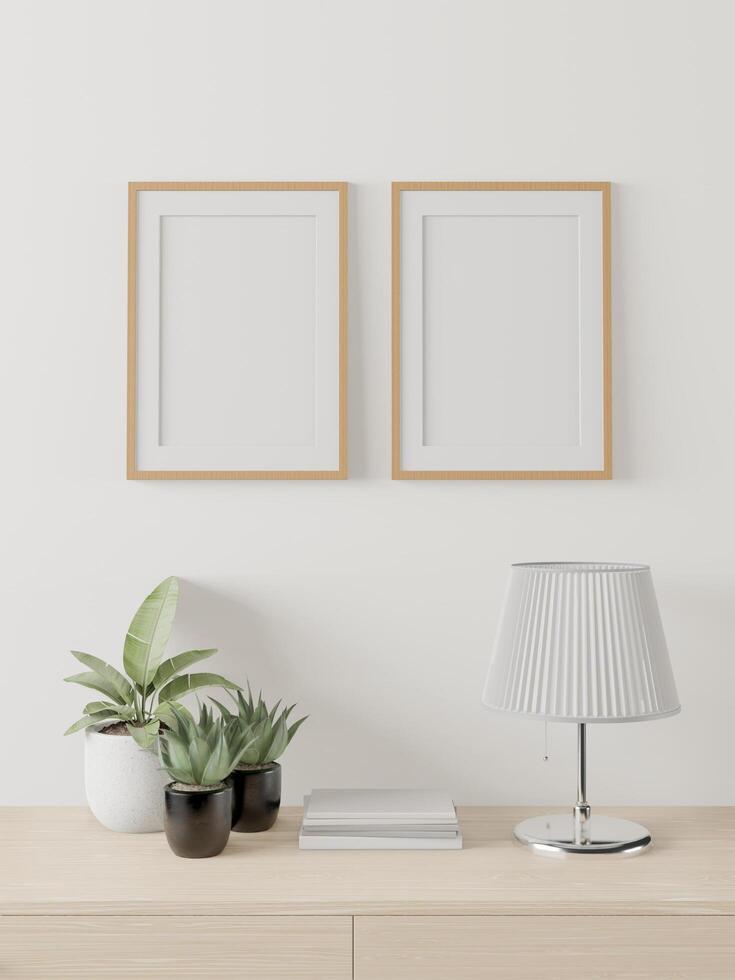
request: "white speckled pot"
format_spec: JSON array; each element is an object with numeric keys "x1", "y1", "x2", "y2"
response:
[{"x1": 84, "y1": 725, "x2": 168, "y2": 833}]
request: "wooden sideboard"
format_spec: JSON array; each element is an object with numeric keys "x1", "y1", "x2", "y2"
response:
[{"x1": 1, "y1": 806, "x2": 733, "y2": 978}]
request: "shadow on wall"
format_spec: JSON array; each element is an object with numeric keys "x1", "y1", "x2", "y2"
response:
[
  {"x1": 156, "y1": 574, "x2": 732, "y2": 806},
  {"x1": 172, "y1": 580, "x2": 267, "y2": 696},
  {"x1": 169, "y1": 579, "x2": 451, "y2": 796}
]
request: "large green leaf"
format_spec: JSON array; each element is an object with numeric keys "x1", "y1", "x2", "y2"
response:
[
  {"x1": 157, "y1": 672, "x2": 240, "y2": 705},
  {"x1": 70, "y1": 652, "x2": 134, "y2": 704},
  {"x1": 64, "y1": 709, "x2": 120, "y2": 735},
  {"x1": 83, "y1": 700, "x2": 136, "y2": 720},
  {"x1": 83, "y1": 700, "x2": 118, "y2": 715},
  {"x1": 64, "y1": 671, "x2": 127, "y2": 705},
  {"x1": 126, "y1": 720, "x2": 160, "y2": 750},
  {"x1": 122, "y1": 577, "x2": 179, "y2": 689},
  {"x1": 152, "y1": 649, "x2": 217, "y2": 691}
]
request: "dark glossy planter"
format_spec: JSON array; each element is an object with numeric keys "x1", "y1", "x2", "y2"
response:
[
  {"x1": 230, "y1": 762, "x2": 281, "y2": 832},
  {"x1": 164, "y1": 782, "x2": 232, "y2": 858}
]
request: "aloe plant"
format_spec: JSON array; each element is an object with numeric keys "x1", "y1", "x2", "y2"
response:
[
  {"x1": 159, "y1": 703, "x2": 254, "y2": 788},
  {"x1": 212, "y1": 685, "x2": 307, "y2": 768},
  {"x1": 64, "y1": 577, "x2": 240, "y2": 748}
]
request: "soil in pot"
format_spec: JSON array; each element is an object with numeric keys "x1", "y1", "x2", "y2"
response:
[
  {"x1": 97, "y1": 722, "x2": 131, "y2": 735},
  {"x1": 164, "y1": 782, "x2": 232, "y2": 858},
  {"x1": 230, "y1": 761, "x2": 281, "y2": 833}
]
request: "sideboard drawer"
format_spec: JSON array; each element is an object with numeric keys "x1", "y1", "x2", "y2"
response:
[
  {"x1": 354, "y1": 914, "x2": 735, "y2": 980},
  {"x1": 0, "y1": 915, "x2": 352, "y2": 979}
]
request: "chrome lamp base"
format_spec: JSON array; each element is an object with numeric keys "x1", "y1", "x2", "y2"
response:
[
  {"x1": 515, "y1": 722, "x2": 652, "y2": 857},
  {"x1": 514, "y1": 813, "x2": 651, "y2": 856}
]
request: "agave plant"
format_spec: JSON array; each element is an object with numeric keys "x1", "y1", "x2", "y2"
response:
[
  {"x1": 159, "y1": 702, "x2": 254, "y2": 788},
  {"x1": 212, "y1": 685, "x2": 307, "y2": 768},
  {"x1": 64, "y1": 576, "x2": 240, "y2": 749}
]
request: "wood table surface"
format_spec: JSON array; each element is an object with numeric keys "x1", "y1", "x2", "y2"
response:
[{"x1": 1, "y1": 805, "x2": 733, "y2": 917}]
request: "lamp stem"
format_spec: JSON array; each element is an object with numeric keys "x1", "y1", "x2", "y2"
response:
[
  {"x1": 577, "y1": 722, "x2": 587, "y2": 805},
  {"x1": 574, "y1": 722, "x2": 591, "y2": 844}
]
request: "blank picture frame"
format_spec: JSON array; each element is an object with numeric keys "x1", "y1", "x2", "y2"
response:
[
  {"x1": 128, "y1": 182, "x2": 347, "y2": 479},
  {"x1": 392, "y1": 182, "x2": 611, "y2": 480}
]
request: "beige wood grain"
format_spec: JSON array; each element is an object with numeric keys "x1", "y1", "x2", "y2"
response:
[
  {"x1": 0, "y1": 915, "x2": 351, "y2": 979},
  {"x1": 391, "y1": 181, "x2": 612, "y2": 480},
  {"x1": 127, "y1": 181, "x2": 348, "y2": 481},
  {"x1": 354, "y1": 915, "x2": 735, "y2": 980},
  {"x1": 1, "y1": 807, "x2": 732, "y2": 917}
]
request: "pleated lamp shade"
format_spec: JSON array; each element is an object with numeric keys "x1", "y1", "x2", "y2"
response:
[{"x1": 483, "y1": 563, "x2": 680, "y2": 723}]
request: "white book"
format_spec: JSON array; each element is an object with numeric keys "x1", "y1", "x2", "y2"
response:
[
  {"x1": 299, "y1": 831, "x2": 463, "y2": 850},
  {"x1": 301, "y1": 822, "x2": 459, "y2": 834},
  {"x1": 303, "y1": 819, "x2": 459, "y2": 829},
  {"x1": 304, "y1": 789, "x2": 457, "y2": 822},
  {"x1": 300, "y1": 827, "x2": 459, "y2": 839}
]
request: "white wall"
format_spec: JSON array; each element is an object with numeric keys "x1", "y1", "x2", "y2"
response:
[{"x1": 3, "y1": 0, "x2": 734, "y2": 806}]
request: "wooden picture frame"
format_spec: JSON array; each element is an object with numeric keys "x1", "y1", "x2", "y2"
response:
[
  {"x1": 392, "y1": 182, "x2": 611, "y2": 480},
  {"x1": 128, "y1": 182, "x2": 347, "y2": 480}
]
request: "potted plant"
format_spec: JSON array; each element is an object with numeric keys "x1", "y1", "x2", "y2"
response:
[
  {"x1": 64, "y1": 576, "x2": 241, "y2": 833},
  {"x1": 212, "y1": 685, "x2": 307, "y2": 832},
  {"x1": 159, "y1": 703, "x2": 253, "y2": 858}
]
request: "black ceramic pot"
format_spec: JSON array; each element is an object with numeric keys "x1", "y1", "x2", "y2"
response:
[
  {"x1": 230, "y1": 762, "x2": 281, "y2": 832},
  {"x1": 164, "y1": 782, "x2": 232, "y2": 858}
]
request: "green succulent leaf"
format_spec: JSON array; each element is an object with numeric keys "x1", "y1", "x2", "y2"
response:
[
  {"x1": 69, "y1": 652, "x2": 134, "y2": 704},
  {"x1": 226, "y1": 682, "x2": 307, "y2": 765},
  {"x1": 200, "y1": 738, "x2": 229, "y2": 785},
  {"x1": 154, "y1": 700, "x2": 192, "y2": 731},
  {"x1": 287, "y1": 715, "x2": 308, "y2": 745},
  {"x1": 152, "y1": 649, "x2": 217, "y2": 691},
  {"x1": 157, "y1": 672, "x2": 240, "y2": 705},
  {"x1": 267, "y1": 700, "x2": 282, "y2": 723},
  {"x1": 266, "y1": 716, "x2": 290, "y2": 761},
  {"x1": 161, "y1": 730, "x2": 191, "y2": 773},
  {"x1": 158, "y1": 702, "x2": 244, "y2": 786},
  {"x1": 208, "y1": 697, "x2": 234, "y2": 722},
  {"x1": 190, "y1": 737, "x2": 211, "y2": 783},
  {"x1": 123, "y1": 576, "x2": 179, "y2": 689},
  {"x1": 231, "y1": 729, "x2": 259, "y2": 766}
]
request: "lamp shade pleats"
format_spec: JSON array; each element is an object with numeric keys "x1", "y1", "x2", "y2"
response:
[{"x1": 482, "y1": 563, "x2": 680, "y2": 723}]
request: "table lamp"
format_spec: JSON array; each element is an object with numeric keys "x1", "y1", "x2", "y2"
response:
[{"x1": 482, "y1": 563, "x2": 680, "y2": 856}]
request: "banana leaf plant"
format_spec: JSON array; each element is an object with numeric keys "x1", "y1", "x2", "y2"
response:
[{"x1": 64, "y1": 576, "x2": 241, "y2": 749}]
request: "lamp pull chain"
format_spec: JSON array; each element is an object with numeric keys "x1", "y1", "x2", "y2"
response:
[{"x1": 543, "y1": 722, "x2": 549, "y2": 761}]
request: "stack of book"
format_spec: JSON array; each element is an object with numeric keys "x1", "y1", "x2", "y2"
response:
[{"x1": 299, "y1": 789, "x2": 462, "y2": 849}]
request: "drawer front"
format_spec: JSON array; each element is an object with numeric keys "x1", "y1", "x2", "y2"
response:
[
  {"x1": 354, "y1": 915, "x2": 735, "y2": 980},
  {"x1": 0, "y1": 915, "x2": 352, "y2": 979}
]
